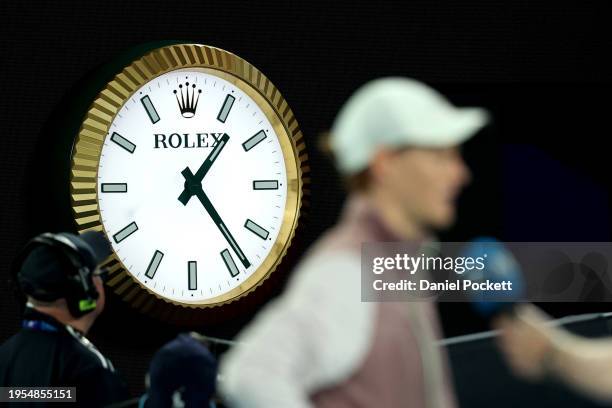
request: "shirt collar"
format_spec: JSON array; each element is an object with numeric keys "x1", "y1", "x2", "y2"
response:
[
  {"x1": 339, "y1": 193, "x2": 405, "y2": 242},
  {"x1": 23, "y1": 305, "x2": 85, "y2": 336},
  {"x1": 23, "y1": 306, "x2": 63, "y2": 328}
]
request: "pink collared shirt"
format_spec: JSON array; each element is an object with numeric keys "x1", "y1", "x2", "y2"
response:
[{"x1": 220, "y1": 194, "x2": 457, "y2": 408}]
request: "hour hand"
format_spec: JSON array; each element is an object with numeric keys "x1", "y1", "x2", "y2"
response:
[
  {"x1": 192, "y1": 133, "x2": 229, "y2": 182},
  {"x1": 178, "y1": 168, "x2": 196, "y2": 205},
  {"x1": 178, "y1": 133, "x2": 229, "y2": 205}
]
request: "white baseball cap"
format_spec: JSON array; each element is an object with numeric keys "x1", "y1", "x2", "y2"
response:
[{"x1": 330, "y1": 77, "x2": 490, "y2": 174}]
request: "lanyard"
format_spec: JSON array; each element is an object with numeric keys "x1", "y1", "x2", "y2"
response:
[
  {"x1": 22, "y1": 317, "x2": 114, "y2": 372},
  {"x1": 22, "y1": 319, "x2": 59, "y2": 333},
  {"x1": 65, "y1": 325, "x2": 115, "y2": 372}
]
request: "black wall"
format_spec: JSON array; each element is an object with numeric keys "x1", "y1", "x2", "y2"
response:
[{"x1": 2, "y1": 1, "x2": 611, "y2": 399}]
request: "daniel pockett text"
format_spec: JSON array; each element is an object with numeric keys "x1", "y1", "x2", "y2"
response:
[
  {"x1": 360, "y1": 242, "x2": 612, "y2": 302},
  {"x1": 372, "y1": 252, "x2": 512, "y2": 292}
]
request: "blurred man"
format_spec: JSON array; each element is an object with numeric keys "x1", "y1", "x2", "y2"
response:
[
  {"x1": 220, "y1": 77, "x2": 489, "y2": 407},
  {"x1": 0, "y1": 231, "x2": 128, "y2": 407},
  {"x1": 142, "y1": 333, "x2": 218, "y2": 408},
  {"x1": 496, "y1": 304, "x2": 612, "y2": 404}
]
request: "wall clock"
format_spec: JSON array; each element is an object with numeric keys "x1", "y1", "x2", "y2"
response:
[{"x1": 70, "y1": 44, "x2": 307, "y2": 321}]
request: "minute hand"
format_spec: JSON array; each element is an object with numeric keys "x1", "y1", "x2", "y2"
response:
[{"x1": 193, "y1": 187, "x2": 251, "y2": 268}]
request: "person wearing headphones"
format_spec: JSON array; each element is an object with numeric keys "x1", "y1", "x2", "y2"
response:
[
  {"x1": 220, "y1": 77, "x2": 489, "y2": 407},
  {"x1": 0, "y1": 231, "x2": 129, "y2": 407}
]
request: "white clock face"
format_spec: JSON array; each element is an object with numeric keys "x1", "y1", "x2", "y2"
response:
[{"x1": 97, "y1": 69, "x2": 288, "y2": 304}]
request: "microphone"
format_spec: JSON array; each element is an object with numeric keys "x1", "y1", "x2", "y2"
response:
[{"x1": 460, "y1": 237, "x2": 525, "y2": 317}]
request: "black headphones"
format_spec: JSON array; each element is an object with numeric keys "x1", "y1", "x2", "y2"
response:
[{"x1": 14, "y1": 232, "x2": 100, "y2": 318}]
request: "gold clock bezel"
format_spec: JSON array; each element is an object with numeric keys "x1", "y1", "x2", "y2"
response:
[{"x1": 70, "y1": 44, "x2": 307, "y2": 316}]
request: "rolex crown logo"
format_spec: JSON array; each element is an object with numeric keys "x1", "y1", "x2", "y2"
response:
[{"x1": 174, "y1": 82, "x2": 202, "y2": 118}]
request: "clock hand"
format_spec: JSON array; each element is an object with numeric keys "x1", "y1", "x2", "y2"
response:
[
  {"x1": 193, "y1": 186, "x2": 251, "y2": 269},
  {"x1": 192, "y1": 133, "x2": 229, "y2": 182},
  {"x1": 178, "y1": 133, "x2": 250, "y2": 268},
  {"x1": 178, "y1": 133, "x2": 230, "y2": 205}
]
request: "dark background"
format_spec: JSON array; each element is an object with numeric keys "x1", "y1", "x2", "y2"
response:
[{"x1": 1, "y1": 0, "x2": 611, "y2": 403}]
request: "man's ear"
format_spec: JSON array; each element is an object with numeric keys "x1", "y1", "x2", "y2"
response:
[
  {"x1": 369, "y1": 149, "x2": 394, "y2": 184},
  {"x1": 92, "y1": 276, "x2": 104, "y2": 296}
]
